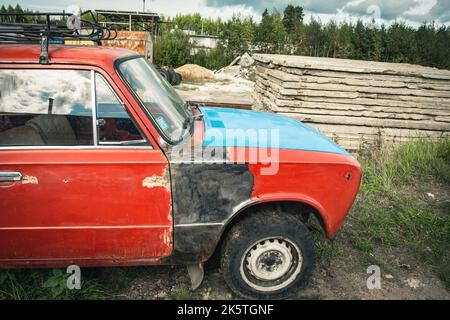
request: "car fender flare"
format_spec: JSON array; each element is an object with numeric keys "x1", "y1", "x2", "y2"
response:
[{"x1": 224, "y1": 192, "x2": 330, "y2": 237}]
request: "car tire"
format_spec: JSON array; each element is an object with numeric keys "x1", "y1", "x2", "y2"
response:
[
  {"x1": 173, "y1": 71, "x2": 182, "y2": 85},
  {"x1": 167, "y1": 68, "x2": 178, "y2": 85},
  {"x1": 221, "y1": 208, "x2": 317, "y2": 299},
  {"x1": 159, "y1": 69, "x2": 171, "y2": 83}
]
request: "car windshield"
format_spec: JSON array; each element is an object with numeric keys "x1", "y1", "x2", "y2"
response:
[{"x1": 117, "y1": 57, "x2": 191, "y2": 143}]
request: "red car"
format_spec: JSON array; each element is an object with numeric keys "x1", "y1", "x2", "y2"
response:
[{"x1": 0, "y1": 44, "x2": 361, "y2": 299}]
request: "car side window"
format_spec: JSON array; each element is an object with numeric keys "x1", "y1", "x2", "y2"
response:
[
  {"x1": 0, "y1": 69, "x2": 93, "y2": 146},
  {"x1": 95, "y1": 74, "x2": 147, "y2": 145}
]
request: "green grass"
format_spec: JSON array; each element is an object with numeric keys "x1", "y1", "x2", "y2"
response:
[
  {"x1": 313, "y1": 232, "x2": 344, "y2": 263},
  {"x1": 361, "y1": 138, "x2": 450, "y2": 194},
  {"x1": 315, "y1": 138, "x2": 450, "y2": 289},
  {"x1": 352, "y1": 138, "x2": 450, "y2": 289},
  {"x1": 0, "y1": 268, "x2": 107, "y2": 300},
  {"x1": 174, "y1": 288, "x2": 196, "y2": 300}
]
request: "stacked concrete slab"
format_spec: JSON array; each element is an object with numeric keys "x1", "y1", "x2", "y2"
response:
[{"x1": 253, "y1": 54, "x2": 450, "y2": 151}]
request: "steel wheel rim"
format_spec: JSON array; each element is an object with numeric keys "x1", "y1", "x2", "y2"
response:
[{"x1": 240, "y1": 237, "x2": 303, "y2": 292}]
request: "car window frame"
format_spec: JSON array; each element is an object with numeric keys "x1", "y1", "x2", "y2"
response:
[
  {"x1": 94, "y1": 72, "x2": 149, "y2": 147},
  {"x1": 0, "y1": 65, "x2": 154, "y2": 150}
]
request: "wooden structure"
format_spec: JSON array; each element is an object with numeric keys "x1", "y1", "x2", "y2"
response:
[{"x1": 253, "y1": 54, "x2": 450, "y2": 151}]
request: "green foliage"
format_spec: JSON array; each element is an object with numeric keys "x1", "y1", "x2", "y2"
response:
[
  {"x1": 153, "y1": 30, "x2": 192, "y2": 68},
  {"x1": 282, "y1": 5, "x2": 304, "y2": 34},
  {"x1": 316, "y1": 240, "x2": 344, "y2": 262},
  {"x1": 191, "y1": 46, "x2": 228, "y2": 70},
  {"x1": 385, "y1": 21, "x2": 418, "y2": 63},
  {"x1": 0, "y1": 268, "x2": 105, "y2": 300},
  {"x1": 174, "y1": 288, "x2": 196, "y2": 300},
  {"x1": 170, "y1": 13, "x2": 224, "y2": 36},
  {"x1": 0, "y1": 3, "x2": 35, "y2": 22},
  {"x1": 361, "y1": 138, "x2": 450, "y2": 195},
  {"x1": 255, "y1": 9, "x2": 287, "y2": 53},
  {"x1": 222, "y1": 14, "x2": 255, "y2": 59},
  {"x1": 353, "y1": 138, "x2": 450, "y2": 288}
]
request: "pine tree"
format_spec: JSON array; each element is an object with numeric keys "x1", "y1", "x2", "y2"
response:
[{"x1": 282, "y1": 5, "x2": 304, "y2": 34}]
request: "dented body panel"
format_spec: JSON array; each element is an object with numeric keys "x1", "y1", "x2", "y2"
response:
[{"x1": 0, "y1": 45, "x2": 361, "y2": 269}]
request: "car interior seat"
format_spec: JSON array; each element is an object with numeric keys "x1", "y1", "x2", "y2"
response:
[{"x1": 0, "y1": 114, "x2": 78, "y2": 146}]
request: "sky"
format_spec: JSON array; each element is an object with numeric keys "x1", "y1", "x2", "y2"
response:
[{"x1": 1, "y1": 0, "x2": 449, "y2": 27}]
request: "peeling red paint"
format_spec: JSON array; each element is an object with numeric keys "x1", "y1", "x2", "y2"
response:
[
  {"x1": 21, "y1": 176, "x2": 38, "y2": 185},
  {"x1": 142, "y1": 168, "x2": 170, "y2": 191}
]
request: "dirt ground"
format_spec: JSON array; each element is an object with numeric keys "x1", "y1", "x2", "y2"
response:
[{"x1": 109, "y1": 241, "x2": 449, "y2": 300}]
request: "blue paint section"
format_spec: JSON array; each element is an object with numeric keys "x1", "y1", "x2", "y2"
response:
[{"x1": 200, "y1": 106, "x2": 350, "y2": 155}]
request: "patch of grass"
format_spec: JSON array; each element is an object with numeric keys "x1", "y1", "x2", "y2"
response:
[
  {"x1": 0, "y1": 268, "x2": 106, "y2": 300},
  {"x1": 360, "y1": 138, "x2": 450, "y2": 195},
  {"x1": 358, "y1": 204, "x2": 450, "y2": 253},
  {"x1": 352, "y1": 238, "x2": 374, "y2": 254},
  {"x1": 314, "y1": 236, "x2": 344, "y2": 263},
  {"x1": 439, "y1": 269, "x2": 450, "y2": 290},
  {"x1": 174, "y1": 288, "x2": 196, "y2": 300},
  {"x1": 310, "y1": 217, "x2": 344, "y2": 263},
  {"x1": 352, "y1": 138, "x2": 450, "y2": 287}
]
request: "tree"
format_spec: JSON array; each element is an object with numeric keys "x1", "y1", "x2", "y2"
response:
[
  {"x1": 335, "y1": 21, "x2": 354, "y2": 58},
  {"x1": 255, "y1": 9, "x2": 287, "y2": 53},
  {"x1": 324, "y1": 20, "x2": 338, "y2": 57},
  {"x1": 352, "y1": 20, "x2": 369, "y2": 59},
  {"x1": 282, "y1": 5, "x2": 304, "y2": 34},
  {"x1": 432, "y1": 25, "x2": 450, "y2": 69},
  {"x1": 222, "y1": 14, "x2": 255, "y2": 59},
  {"x1": 153, "y1": 30, "x2": 192, "y2": 67},
  {"x1": 305, "y1": 17, "x2": 323, "y2": 56},
  {"x1": 385, "y1": 21, "x2": 417, "y2": 63}
]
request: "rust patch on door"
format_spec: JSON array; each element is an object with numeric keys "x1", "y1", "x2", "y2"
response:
[
  {"x1": 142, "y1": 168, "x2": 170, "y2": 191},
  {"x1": 22, "y1": 175, "x2": 38, "y2": 185}
]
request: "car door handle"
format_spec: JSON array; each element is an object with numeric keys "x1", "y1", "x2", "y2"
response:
[{"x1": 0, "y1": 172, "x2": 23, "y2": 182}]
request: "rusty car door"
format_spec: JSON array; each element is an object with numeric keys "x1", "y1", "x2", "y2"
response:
[{"x1": 0, "y1": 68, "x2": 172, "y2": 266}]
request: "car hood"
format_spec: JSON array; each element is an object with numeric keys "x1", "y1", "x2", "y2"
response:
[{"x1": 200, "y1": 106, "x2": 349, "y2": 156}]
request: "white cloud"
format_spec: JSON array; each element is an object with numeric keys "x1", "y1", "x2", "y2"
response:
[{"x1": 405, "y1": 0, "x2": 437, "y2": 16}]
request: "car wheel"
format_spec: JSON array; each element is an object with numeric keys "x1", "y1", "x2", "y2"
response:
[{"x1": 221, "y1": 208, "x2": 316, "y2": 299}]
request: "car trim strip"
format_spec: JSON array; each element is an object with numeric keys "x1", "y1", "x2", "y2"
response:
[
  {"x1": 0, "y1": 225, "x2": 171, "y2": 230},
  {"x1": 174, "y1": 222, "x2": 225, "y2": 228}
]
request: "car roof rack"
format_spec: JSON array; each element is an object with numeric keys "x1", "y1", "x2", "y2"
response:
[{"x1": 0, "y1": 11, "x2": 117, "y2": 64}]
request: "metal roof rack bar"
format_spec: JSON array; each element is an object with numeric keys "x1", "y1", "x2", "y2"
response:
[{"x1": 0, "y1": 11, "x2": 117, "y2": 64}]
